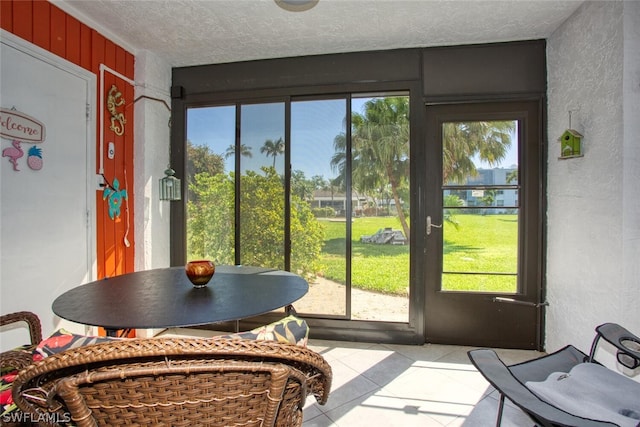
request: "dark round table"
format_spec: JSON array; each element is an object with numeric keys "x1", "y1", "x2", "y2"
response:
[{"x1": 52, "y1": 265, "x2": 308, "y2": 332}]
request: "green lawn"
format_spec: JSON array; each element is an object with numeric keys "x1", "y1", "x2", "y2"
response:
[
  {"x1": 442, "y1": 214, "x2": 518, "y2": 292},
  {"x1": 318, "y1": 214, "x2": 518, "y2": 295}
]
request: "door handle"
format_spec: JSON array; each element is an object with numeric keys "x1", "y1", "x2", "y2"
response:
[
  {"x1": 426, "y1": 216, "x2": 442, "y2": 235},
  {"x1": 493, "y1": 297, "x2": 549, "y2": 308}
]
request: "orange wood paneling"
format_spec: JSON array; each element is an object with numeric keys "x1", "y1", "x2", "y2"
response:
[
  {"x1": 49, "y1": 4, "x2": 65, "y2": 58},
  {"x1": 106, "y1": 46, "x2": 120, "y2": 278},
  {"x1": 1, "y1": 1, "x2": 14, "y2": 32},
  {"x1": 32, "y1": 1, "x2": 50, "y2": 50},
  {"x1": 104, "y1": 38, "x2": 116, "y2": 70},
  {"x1": 91, "y1": 30, "x2": 105, "y2": 74},
  {"x1": 2, "y1": 1, "x2": 137, "y2": 287},
  {"x1": 79, "y1": 25, "x2": 91, "y2": 70},
  {"x1": 65, "y1": 14, "x2": 81, "y2": 66},
  {"x1": 12, "y1": 0, "x2": 33, "y2": 41},
  {"x1": 104, "y1": 72, "x2": 119, "y2": 278}
]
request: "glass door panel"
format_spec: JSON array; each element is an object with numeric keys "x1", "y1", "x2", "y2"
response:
[
  {"x1": 289, "y1": 99, "x2": 347, "y2": 317},
  {"x1": 289, "y1": 94, "x2": 411, "y2": 323},
  {"x1": 441, "y1": 120, "x2": 519, "y2": 293},
  {"x1": 239, "y1": 103, "x2": 285, "y2": 269},
  {"x1": 350, "y1": 94, "x2": 410, "y2": 322},
  {"x1": 185, "y1": 106, "x2": 236, "y2": 264}
]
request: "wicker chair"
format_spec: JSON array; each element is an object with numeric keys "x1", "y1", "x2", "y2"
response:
[
  {"x1": 1, "y1": 311, "x2": 42, "y2": 372},
  {"x1": 12, "y1": 337, "x2": 332, "y2": 427}
]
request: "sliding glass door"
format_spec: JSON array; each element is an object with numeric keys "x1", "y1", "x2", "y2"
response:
[{"x1": 185, "y1": 93, "x2": 411, "y2": 324}]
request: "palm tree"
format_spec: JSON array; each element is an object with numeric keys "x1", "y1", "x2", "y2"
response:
[
  {"x1": 329, "y1": 132, "x2": 347, "y2": 189},
  {"x1": 351, "y1": 97, "x2": 411, "y2": 240},
  {"x1": 331, "y1": 97, "x2": 514, "y2": 242},
  {"x1": 443, "y1": 121, "x2": 514, "y2": 184},
  {"x1": 481, "y1": 189, "x2": 496, "y2": 215},
  {"x1": 260, "y1": 137, "x2": 284, "y2": 167},
  {"x1": 321, "y1": 177, "x2": 339, "y2": 217},
  {"x1": 330, "y1": 131, "x2": 370, "y2": 218},
  {"x1": 291, "y1": 169, "x2": 315, "y2": 201},
  {"x1": 224, "y1": 143, "x2": 253, "y2": 159}
]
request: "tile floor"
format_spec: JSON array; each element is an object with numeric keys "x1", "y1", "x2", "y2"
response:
[{"x1": 302, "y1": 339, "x2": 545, "y2": 426}]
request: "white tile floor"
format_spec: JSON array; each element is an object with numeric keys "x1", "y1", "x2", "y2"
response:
[{"x1": 302, "y1": 339, "x2": 545, "y2": 426}]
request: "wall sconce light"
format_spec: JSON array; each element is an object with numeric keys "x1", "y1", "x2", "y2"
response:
[{"x1": 159, "y1": 167, "x2": 181, "y2": 201}]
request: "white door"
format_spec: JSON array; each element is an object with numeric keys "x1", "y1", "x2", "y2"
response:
[{"x1": 0, "y1": 32, "x2": 96, "y2": 349}]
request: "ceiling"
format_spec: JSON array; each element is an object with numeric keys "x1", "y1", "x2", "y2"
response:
[{"x1": 55, "y1": 0, "x2": 584, "y2": 68}]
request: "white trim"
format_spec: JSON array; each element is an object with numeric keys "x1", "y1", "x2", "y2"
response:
[
  {"x1": 98, "y1": 64, "x2": 135, "y2": 175},
  {"x1": 1, "y1": 29, "x2": 98, "y2": 283},
  {"x1": 1, "y1": 30, "x2": 95, "y2": 82},
  {"x1": 98, "y1": 64, "x2": 135, "y2": 248}
]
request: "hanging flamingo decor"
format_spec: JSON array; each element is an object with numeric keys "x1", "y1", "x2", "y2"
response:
[{"x1": 2, "y1": 140, "x2": 24, "y2": 171}]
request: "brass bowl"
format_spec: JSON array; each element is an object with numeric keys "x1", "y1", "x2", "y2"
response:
[{"x1": 185, "y1": 260, "x2": 215, "y2": 288}]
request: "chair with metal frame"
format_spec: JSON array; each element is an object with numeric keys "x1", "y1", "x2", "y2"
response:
[{"x1": 468, "y1": 323, "x2": 640, "y2": 427}]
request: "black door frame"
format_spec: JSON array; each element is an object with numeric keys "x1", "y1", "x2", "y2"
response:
[{"x1": 423, "y1": 100, "x2": 545, "y2": 350}]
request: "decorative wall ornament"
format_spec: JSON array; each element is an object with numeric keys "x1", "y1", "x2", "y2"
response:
[
  {"x1": 107, "y1": 85, "x2": 126, "y2": 136},
  {"x1": 558, "y1": 109, "x2": 583, "y2": 159},
  {"x1": 27, "y1": 145, "x2": 43, "y2": 170},
  {"x1": 1, "y1": 107, "x2": 47, "y2": 172},
  {"x1": 558, "y1": 129, "x2": 583, "y2": 158},
  {"x1": 0, "y1": 107, "x2": 46, "y2": 143},
  {"x1": 2, "y1": 139, "x2": 23, "y2": 171},
  {"x1": 102, "y1": 177, "x2": 128, "y2": 220}
]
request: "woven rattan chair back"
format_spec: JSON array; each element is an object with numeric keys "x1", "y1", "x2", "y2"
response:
[
  {"x1": 1, "y1": 311, "x2": 42, "y2": 371},
  {"x1": 12, "y1": 337, "x2": 332, "y2": 427}
]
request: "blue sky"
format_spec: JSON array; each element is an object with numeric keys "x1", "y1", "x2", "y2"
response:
[
  {"x1": 186, "y1": 99, "x2": 358, "y2": 179},
  {"x1": 186, "y1": 98, "x2": 517, "y2": 181}
]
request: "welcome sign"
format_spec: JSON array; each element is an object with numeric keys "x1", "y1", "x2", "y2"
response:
[{"x1": 0, "y1": 107, "x2": 46, "y2": 143}]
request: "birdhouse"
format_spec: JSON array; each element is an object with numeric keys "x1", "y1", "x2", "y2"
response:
[{"x1": 558, "y1": 129, "x2": 583, "y2": 158}]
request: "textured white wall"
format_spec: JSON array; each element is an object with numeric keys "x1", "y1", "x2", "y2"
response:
[
  {"x1": 547, "y1": 1, "x2": 640, "y2": 360},
  {"x1": 620, "y1": 0, "x2": 640, "y2": 344},
  {"x1": 134, "y1": 51, "x2": 172, "y2": 272}
]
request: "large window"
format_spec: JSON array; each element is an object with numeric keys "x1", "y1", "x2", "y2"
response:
[{"x1": 185, "y1": 94, "x2": 410, "y2": 323}]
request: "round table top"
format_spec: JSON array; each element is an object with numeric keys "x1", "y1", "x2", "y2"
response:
[{"x1": 52, "y1": 265, "x2": 308, "y2": 330}]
